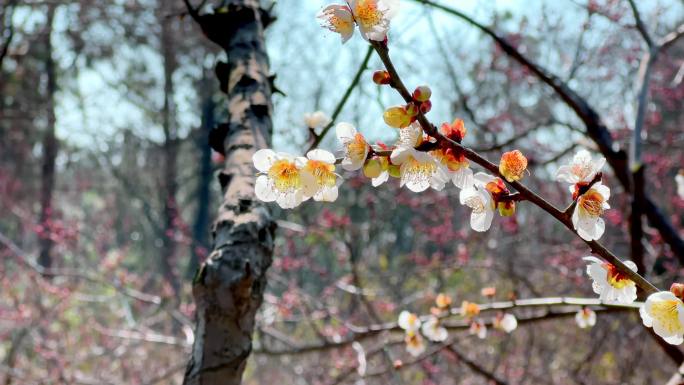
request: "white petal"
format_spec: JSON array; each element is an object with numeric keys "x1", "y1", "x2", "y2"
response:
[
  {"x1": 372, "y1": 171, "x2": 389, "y2": 187},
  {"x1": 471, "y1": 209, "x2": 494, "y2": 232},
  {"x1": 336, "y1": 122, "x2": 357, "y2": 142},
  {"x1": 452, "y1": 167, "x2": 473, "y2": 189},
  {"x1": 473, "y1": 172, "x2": 497, "y2": 187},
  {"x1": 390, "y1": 146, "x2": 412, "y2": 165},
  {"x1": 254, "y1": 175, "x2": 277, "y2": 202},
  {"x1": 556, "y1": 165, "x2": 578, "y2": 184},
  {"x1": 307, "y1": 149, "x2": 336, "y2": 163},
  {"x1": 253, "y1": 149, "x2": 278, "y2": 172},
  {"x1": 314, "y1": 186, "x2": 339, "y2": 202},
  {"x1": 342, "y1": 157, "x2": 365, "y2": 171}
]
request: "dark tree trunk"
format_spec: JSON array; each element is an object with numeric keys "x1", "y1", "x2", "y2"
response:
[
  {"x1": 188, "y1": 76, "x2": 215, "y2": 278},
  {"x1": 159, "y1": 5, "x2": 180, "y2": 296},
  {"x1": 183, "y1": 1, "x2": 276, "y2": 384},
  {"x1": 38, "y1": 5, "x2": 58, "y2": 272}
]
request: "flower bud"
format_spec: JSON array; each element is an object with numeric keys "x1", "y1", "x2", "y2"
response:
[
  {"x1": 499, "y1": 150, "x2": 528, "y2": 182},
  {"x1": 481, "y1": 287, "x2": 496, "y2": 298},
  {"x1": 671, "y1": 283, "x2": 684, "y2": 300},
  {"x1": 388, "y1": 164, "x2": 401, "y2": 178},
  {"x1": 383, "y1": 106, "x2": 412, "y2": 128},
  {"x1": 412, "y1": 85, "x2": 432, "y2": 102},
  {"x1": 440, "y1": 119, "x2": 467, "y2": 142},
  {"x1": 363, "y1": 158, "x2": 383, "y2": 178},
  {"x1": 497, "y1": 201, "x2": 516, "y2": 217},
  {"x1": 372, "y1": 70, "x2": 391, "y2": 85},
  {"x1": 419, "y1": 100, "x2": 432, "y2": 114}
]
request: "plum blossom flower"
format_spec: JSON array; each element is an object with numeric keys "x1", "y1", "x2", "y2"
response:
[
  {"x1": 494, "y1": 313, "x2": 517, "y2": 333},
  {"x1": 435, "y1": 293, "x2": 452, "y2": 310},
  {"x1": 460, "y1": 173, "x2": 498, "y2": 232},
  {"x1": 253, "y1": 149, "x2": 310, "y2": 209},
  {"x1": 336, "y1": 122, "x2": 369, "y2": 171},
  {"x1": 304, "y1": 111, "x2": 332, "y2": 129},
  {"x1": 499, "y1": 150, "x2": 528, "y2": 182},
  {"x1": 556, "y1": 149, "x2": 606, "y2": 185},
  {"x1": 572, "y1": 182, "x2": 610, "y2": 241},
  {"x1": 421, "y1": 316, "x2": 448, "y2": 342},
  {"x1": 301, "y1": 149, "x2": 342, "y2": 202},
  {"x1": 317, "y1": 0, "x2": 399, "y2": 43},
  {"x1": 469, "y1": 320, "x2": 487, "y2": 339},
  {"x1": 349, "y1": 0, "x2": 399, "y2": 41},
  {"x1": 676, "y1": 171, "x2": 684, "y2": 199},
  {"x1": 575, "y1": 308, "x2": 596, "y2": 329},
  {"x1": 431, "y1": 148, "x2": 473, "y2": 189},
  {"x1": 317, "y1": 4, "x2": 355, "y2": 43},
  {"x1": 583, "y1": 256, "x2": 637, "y2": 304},
  {"x1": 404, "y1": 331, "x2": 426, "y2": 356},
  {"x1": 390, "y1": 124, "x2": 448, "y2": 192},
  {"x1": 461, "y1": 301, "x2": 480, "y2": 319},
  {"x1": 640, "y1": 290, "x2": 684, "y2": 345},
  {"x1": 398, "y1": 310, "x2": 421, "y2": 333}
]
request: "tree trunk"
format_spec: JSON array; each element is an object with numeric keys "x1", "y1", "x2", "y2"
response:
[
  {"x1": 159, "y1": 5, "x2": 180, "y2": 296},
  {"x1": 183, "y1": 1, "x2": 276, "y2": 384},
  {"x1": 188, "y1": 75, "x2": 215, "y2": 278},
  {"x1": 38, "y1": 5, "x2": 58, "y2": 272}
]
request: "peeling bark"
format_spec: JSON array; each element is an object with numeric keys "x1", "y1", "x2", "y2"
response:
[{"x1": 183, "y1": 1, "x2": 276, "y2": 384}]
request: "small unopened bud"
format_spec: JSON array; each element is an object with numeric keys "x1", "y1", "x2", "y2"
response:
[
  {"x1": 671, "y1": 283, "x2": 684, "y2": 300},
  {"x1": 393, "y1": 359, "x2": 403, "y2": 369},
  {"x1": 412, "y1": 85, "x2": 432, "y2": 102},
  {"x1": 388, "y1": 164, "x2": 401, "y2": 178},
  {"x1": 419, "y1": 100, "x2": 432, "y2": 114},
  {"x1": 372, "y1": 70, "x2": 391, "y2": 85},
  {"x1": 481, "y1": 287, "x2": 496, "y2": 298},
  {"x1": 405, "y1": 102, "x2": 419, "y2": 117},
  {"x1": 363, "y1": 158, "x2": 383, "y2": 178},
  {"x1": 498, "y1": 201, "x2": 516, "y2": 217},
  {"x1": 383, "y1": 106, "x2": 412, "y2": 128}
]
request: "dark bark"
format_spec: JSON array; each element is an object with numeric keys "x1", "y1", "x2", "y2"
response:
[
  {"x1": 159, "y1": 6, "x2": 181, "y2": 296},
  {"x1": 38, "y1": 5, "x2": 58, "y2": 273},
  {"x1": 183, "y1": 1, "x2": 276, "y2": 384},
  {"x1": 188, "y1": 76, "x2": 215, "y2": 277}
]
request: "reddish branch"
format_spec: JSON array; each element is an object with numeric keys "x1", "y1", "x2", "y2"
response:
[
  {"x1": 369, "y1": 40, "x2": 658, "y2": 295},
  {"x1": 413, "y1": 0, "x2": 684, "y2": 265}
]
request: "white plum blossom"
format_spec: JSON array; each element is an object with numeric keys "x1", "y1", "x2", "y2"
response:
[
  {"x1": 572, "y1": 182, "x2": 610, "y2": 241},
  {"x1": 584, "y1": 256, "x2": 637, "y2": 304},
  {"x1": 459, "y1": 173, "x2": 496, "y2": 232},
  {"x1": 253, "y1": 149, "x2": 311, "y2": 209},
  {"x1": 317, "y1": 4, "x2": 355, "y2": 43},
  {"x1": 575, "y1": 308, "x2": 597, "y2": 329},
  {"x1": 398, "y1": 310, "x2": 421, "y2": 333},
  {"x1": 421, "y1": 316, "x2": 448, "y2": 342},
  {"x1": 556, "y1": 149, "x2": 606, "y2": 185},
  {"x1": 390, "y1": 124, "x2": 449, "y2": 192},
  {"x1": 336, "y1": 122, "x2": 369, "y2": 171},
  {"x1": 640, "y1": 291, "x2": 684, "y2": 345},
  {"x1": 317, "y1": 0, "x2": 399, "y2": 43},
  {"x1": 301, "y1": 149, "x2": 343, "y2": 202},
  {"x1": 469, "y1": 320, "x2": 487, "y2": 339},
  {"x1": 676, "y1": 172, "x2": 684, "y2": 199},
  {"x1": 404, "y1": 332, "x2": 426, "y2": 356},
  {"x1": 303, "y1": 111, "x2": 332, "y2": 129},
  {"x1": 494, "y1": 313, "x2": 518, "y2": 333}
]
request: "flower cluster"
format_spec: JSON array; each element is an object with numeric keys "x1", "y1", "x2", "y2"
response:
[
  {"x1": 317, "y1": 0, "x2": 399, "y2": 43},
  {"x1": 398, "y1": 310, "x2": 425, "y2": 357},
  {"x1": 253, "y1": 148, "x2": 341, "y2": 209}
]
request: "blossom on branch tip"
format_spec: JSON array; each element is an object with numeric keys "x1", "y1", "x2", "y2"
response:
[
  {"x1": 640, "y1": 290, "x2": 684, "y2": 345},
  {"x1": 431, "y1": 148, "x2": 473, "y2": 189},
  {"x1": 253, "y1": 149, "x2": 310, "y2": 209},
  {"x1": 572, "y1": 182, "x2": 610, "y2": 241},
  {"x1": 304, "y1": 110, "x2": 332, "y2": 129},
  {"x1": 575, "y1": 308, "x2": 596, "y2": 329},
  {"x1": 469, "y1": 320, "x2": 487, "y2": 339},
  {"x1": 499, "y1": 150, "x2": 528, "y2": 183},
  {"x1": 404, "y1": 331, "x2": 426, "y2": 356},
  {"x1": 391, "y1": 147, "x2": 448, "y2": 192},
  {"x1": 317, "y1": 4, "x2": 355, "y2": 43},
  {"x1": 494, "y1": 313, "x2": 517, "y2": 333},
  {"x1": 421, "y1": 316, "x2": 448, "y2": 342},
  {"x1": 336, "y1": 122, "x2": 369, "y2": 171},
  {"x1": 318, "y1": 0, "x2": 399, "y2": 43},
  {"x1": 556, "y1": 149, "x2": 606, "y2": 185},
  {"x1": 583, "y1": 256, "x2": 637, "y2": 304},
  {"x1": 301, "y1": 149, "x2": 342, "y2": 202},
  {"x1": 398, "y1": 310, "x2": 421, "y2": 333}
]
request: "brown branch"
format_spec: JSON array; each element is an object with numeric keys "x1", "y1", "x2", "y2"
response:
[
  {"x1": 370, "y1": 40, "x2": 658, "y2": 295},
  {"x1": 626, "y1": 0, "x2": 654, "y2": 48},
  {"x1": 412, "y1": 0, "x2": 684, "y2": 265},
  {"x1": 444, "y1": 345, "x2": 509, "y2": 385}
]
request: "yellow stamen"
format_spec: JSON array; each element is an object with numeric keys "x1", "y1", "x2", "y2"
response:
[
  {"x1": 304, "y1": 160, "x2": 336, "y2": 188},
  {"x1": 268, "y1": 160, "x2": 302, "y2": 192}
]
